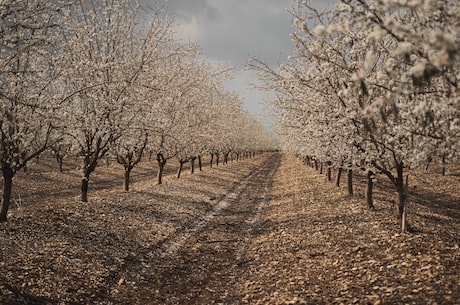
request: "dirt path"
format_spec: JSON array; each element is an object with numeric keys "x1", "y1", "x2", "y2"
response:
[{"x1": 111, "y1": 154, "x2": 281, "y2": 304}]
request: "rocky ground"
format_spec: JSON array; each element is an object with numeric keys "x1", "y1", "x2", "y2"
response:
[{"x1": 0, "y1": 153, "x2": 459, "y2": 304}]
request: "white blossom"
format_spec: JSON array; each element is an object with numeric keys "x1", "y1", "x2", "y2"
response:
[{"x1": 313, "y1": 25, "x2": 328, "y2": 39}]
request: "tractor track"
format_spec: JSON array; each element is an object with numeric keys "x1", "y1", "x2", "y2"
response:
[{"x1": 116, "y1": 153, "x2": 280, "y2": 304}]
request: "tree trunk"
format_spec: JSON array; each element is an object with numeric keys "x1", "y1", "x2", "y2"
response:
[
  {"x1": 124, "y1": 169, "x2": 131, "y2": 192},
  {"x1": 314, "y1": 159, "x2": 319, "y2": 171},
  {"x1": 157, "y1": 161, "x2": 166, "y2": 185},
  {"x1": 326, "y1": 162, "x2": 332, "y2": 181},
  {"x1": 198, "y1": 156, "x2": 202, "y2": 171},
  {"x1": 210, "y1": 153, "x2": 214, "y2": 168},
  {"x1": 190, "y1": 157, "x2": 196, "y2": 174},
  {"x1": 81, "y1": 177, "x2": 89, "y2": 203},
  {"x1": 366, "y1": 171, "x2": 374, "y2": 209},
  {"x1": 395, "y1": 162, "x2": 408, "y2": 233},
  {"x1": 177, "y1": 160, "x2": 186, "y2": 178},
  {"x1": 157, "y1": 162, "x2": 165, "y2": 184},
  {"x1": 347, "y1": 168, "x2": 353, "y2": 195},
  {"x1": 58, "y1": 156, "x2": 64, "y2": 173},
  {"x1": 425, "y1": 156, "x2": 432, "y2": 172},
  {"x1": 0, "y1": 166, "x2": 14, "y2": 222},
  {"x1": 156, "y1": 153, "x2": 167, "y2": 185},
  {"x1": 224, "y1": 152, "x2": 230, "y2": 164},
  {"x1": 336, "y1": 167, "x2": 342, "y2": 187},
  {"x1": 80, "y1": 155, "x2": 98, "y2": 203},
  {"x1": 319, "y1": 162, "x2": 323, "y2": 174},
  {"x1": 442, "y1": 155, "x2": 446, "y2": 176},
  {"x1": 216, "y1": 153, "x2": 220, "y2": 166}
]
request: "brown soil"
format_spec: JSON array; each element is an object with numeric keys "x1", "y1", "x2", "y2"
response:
[{"x1": 0, "y1": 153, "x2": 459, "y2": 304}]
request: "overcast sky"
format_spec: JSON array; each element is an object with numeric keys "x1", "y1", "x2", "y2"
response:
[{"x1": 147, "y1": 0, "x2": 336, "y2": 128}]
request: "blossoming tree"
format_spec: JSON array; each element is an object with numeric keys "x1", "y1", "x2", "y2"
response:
[
  {"x1": 0, "y1": 0, "x2": 66, "y2": 221},
  {"x1": 251, "y1": 0, "x2": 459, "y2": 232},
  {"x1": 60, "y1": 0, "x2": 173, "y2": 201}
]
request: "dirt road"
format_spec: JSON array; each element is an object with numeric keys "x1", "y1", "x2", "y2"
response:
[{"x1": 112, "y1": 154, "x2": 281, "y2": 304}]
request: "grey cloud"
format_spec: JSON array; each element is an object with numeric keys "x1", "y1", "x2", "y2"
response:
[
  {"x1": 169, "y1": 0, "x2": 294, "y2": 66},
  {"x1": 148, "y1": 0, "x2": 335, "y2": 67},
  {"x1": 162, "y1": 0, "x2": 219, "y2": 22},
  {"x1": 143, "y1": 0, "x2": 336, "y2": 119}
]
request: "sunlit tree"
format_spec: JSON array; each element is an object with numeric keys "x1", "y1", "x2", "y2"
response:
[
  {"x1": 251, "y1": 0, "x2": 459, "y2": 232},
  {"x1": 60, "y1": 0, "x2": 173, "y2": 201},
  {"x1": 0, "y1": 0, "x2": 67, "y2": 221}
]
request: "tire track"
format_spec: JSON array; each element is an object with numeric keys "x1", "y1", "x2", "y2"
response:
[
  {"x1": 152, "y1": 153, "x2": 281, "y2": 304},
  {"x1": 156, "y1": 153, "x2": 280, "y2": 258}
]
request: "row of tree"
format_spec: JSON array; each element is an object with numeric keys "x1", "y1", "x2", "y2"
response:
[
  {"x1": 250, "y1": 0, "x2": 459, "y2": 232},
  {"x1": 0, "y1": 0, "x2": 276, "y2": 222}
]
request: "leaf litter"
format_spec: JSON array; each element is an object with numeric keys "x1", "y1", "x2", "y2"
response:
[{"x1": 0, "y1": 154, "x2": 458, "y2": 304}]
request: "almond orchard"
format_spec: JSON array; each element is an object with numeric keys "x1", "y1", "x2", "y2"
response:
[{"x1": 0, "y1": 0, "x2": 458, "y2": 304}]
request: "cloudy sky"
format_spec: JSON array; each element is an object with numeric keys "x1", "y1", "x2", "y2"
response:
[{"x1": 147, "y1": 0, "x2": 336, "y2": 128}]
